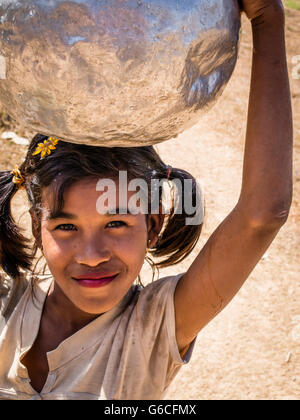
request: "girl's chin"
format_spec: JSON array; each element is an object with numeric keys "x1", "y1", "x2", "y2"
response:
[
  {"x1": 68, "y1": 284, "x2": 130, "y2": 314},
  {"x1": 53, "y1": 272, "x2": 136, "y2": 314},
  {"x1": 71, "y1": 296, "x2": 120, "y2": 316}
]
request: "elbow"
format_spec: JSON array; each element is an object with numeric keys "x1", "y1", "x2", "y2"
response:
[
  {"x1": 255, "y1": 210, "x2": 290, "y2": 230},
  {"x1": 238, "y1": 197, "x2": 293, "y2": 231},
  {"x1": 249, "y1": 206, "x2": 292, "y2": 231}
]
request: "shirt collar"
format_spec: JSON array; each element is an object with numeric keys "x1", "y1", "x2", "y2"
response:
[{"x1": 20, "y1": 276, "x2": 138, "y2": 371}]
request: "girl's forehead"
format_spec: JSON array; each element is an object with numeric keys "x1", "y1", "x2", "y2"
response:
[
  {"x1": 42, "y1": 177, "x2": 120, "y2": 200},
  {"x1": 41, "y1": 177, "x2": 148, "y2": 216}
]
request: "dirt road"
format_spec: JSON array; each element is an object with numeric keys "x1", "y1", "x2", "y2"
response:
[{"x1": 0, "y1": 11, "x2": 299, "y2": 400}]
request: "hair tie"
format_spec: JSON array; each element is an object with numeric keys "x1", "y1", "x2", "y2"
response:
[{"x1": 10, "y1": 165, "x2": 25, "y2": 189}]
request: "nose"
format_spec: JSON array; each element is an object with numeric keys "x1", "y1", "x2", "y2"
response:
[{"x1": 74, "y1": 234, "x2": 112, "y2": 267}]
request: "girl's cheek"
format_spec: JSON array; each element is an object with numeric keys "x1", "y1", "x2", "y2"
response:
[
  {"x1": 42, "y1": 228, "x2": 74, "y2": 258},
  {"x1": 124, "y1": 231, "x2": 147, "y2": 260}
]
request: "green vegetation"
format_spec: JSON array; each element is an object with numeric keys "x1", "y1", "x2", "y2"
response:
[{"x1": 284, "y1": 0, "x2": 300, "y2": 10}]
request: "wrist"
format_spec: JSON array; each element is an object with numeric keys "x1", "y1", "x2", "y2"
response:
[
  {"x1": 250, "y1": 6, "x2": 286, "y2": 55},
  {"x1": 251, "y1": 21, "x2": 286, "y2": 57},
  {"x1": 251, "y1": 4, "x2": 285, "y2": 29}
]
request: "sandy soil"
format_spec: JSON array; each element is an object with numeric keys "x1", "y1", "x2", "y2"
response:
[{"x1": 0, "y1": 11, "x2": 299, "y2": 400}]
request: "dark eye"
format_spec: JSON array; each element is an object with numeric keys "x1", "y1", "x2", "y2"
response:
[
  {"x1": 106, "y1": 221, "x2": 127, "y2": 228},
  {"x1": 55, "y1": 224, "x2": 77, "y2": 231}
]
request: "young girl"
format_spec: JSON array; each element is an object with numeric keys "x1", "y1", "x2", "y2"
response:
[{"x1": 0, "y1": 0, "x2": 293, "y2": 400}]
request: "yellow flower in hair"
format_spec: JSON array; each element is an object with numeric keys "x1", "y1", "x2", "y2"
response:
[{"x1": 33, "y1": 136, "x2": 60, "y2": 159}]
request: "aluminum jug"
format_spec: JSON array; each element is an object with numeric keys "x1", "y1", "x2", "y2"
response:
[{"x1": 0, "y1": 0, "x2": 241, "y2": 146}]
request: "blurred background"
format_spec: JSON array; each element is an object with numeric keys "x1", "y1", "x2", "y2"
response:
[{"x1": 0, "y1": 2, "x2": 299, "y2": 400}]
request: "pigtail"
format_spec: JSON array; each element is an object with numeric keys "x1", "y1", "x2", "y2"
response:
[
  {"x1": 0, "y1": 171, "x2": 32, "y2": 279},
  {"x1": 151, "y1": 168, "x2": 205, "y2": 268}
]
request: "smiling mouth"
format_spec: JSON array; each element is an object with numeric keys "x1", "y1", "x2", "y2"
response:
[{"x1": 72, "y1": 274, "x2": 119, "y2": 288}]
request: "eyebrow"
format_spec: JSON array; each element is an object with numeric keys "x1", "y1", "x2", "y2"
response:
[
  {"x1": 99, "y1": 207, "x2": 138, "y2": 216},
  {"x1": 46, "y1": 207, "x2": 135, "y2": 221},
  {"x1": 46, "y1": 211, "x2": 77, "y2": 221}
]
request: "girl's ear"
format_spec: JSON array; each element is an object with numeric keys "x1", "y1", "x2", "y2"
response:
[
  {"x1": 147, "y1": 213, "x2": 165, "y2": 248},
  {"x1": 29, "y1": 208, "x2": 42, "y2": 250}
]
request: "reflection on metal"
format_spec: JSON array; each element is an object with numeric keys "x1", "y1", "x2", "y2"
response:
[{"x1": 0, "y1": 0, "x2": 241, "y2": 146}]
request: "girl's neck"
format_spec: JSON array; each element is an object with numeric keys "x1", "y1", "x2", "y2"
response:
[{"x1": 44, "y1": 281, "x2": 101, "y2": 336}]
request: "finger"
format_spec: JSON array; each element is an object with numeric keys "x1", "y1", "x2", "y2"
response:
[{"x1": 237, "y1": 0, "x2": 244, "y2": 12}]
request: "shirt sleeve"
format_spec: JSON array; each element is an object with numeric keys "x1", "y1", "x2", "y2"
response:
[
  {"x1": 135, "y1": 273, "x2": 197, "y2": 393},
  {"x1": 0, "y1": 272, "x2": 28, "y2": 334}
]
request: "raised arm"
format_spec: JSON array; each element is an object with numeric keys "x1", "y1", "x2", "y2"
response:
[{"x1": 174, "y1": 1, "x2": 293, "y2": 352}]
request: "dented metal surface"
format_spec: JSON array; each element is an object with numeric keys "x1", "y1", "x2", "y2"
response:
[{"x1": 0, "y1": 0, "x2": 241, "y2": 146}]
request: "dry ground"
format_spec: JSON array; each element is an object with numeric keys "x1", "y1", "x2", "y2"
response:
[{"x1": 0, "y1": 10, "x2": 299, "y2": 400}]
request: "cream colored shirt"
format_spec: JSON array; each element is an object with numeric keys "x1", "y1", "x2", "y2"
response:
[{"x1": 0, "y1": 271, "x2": 195, "y2": 400}]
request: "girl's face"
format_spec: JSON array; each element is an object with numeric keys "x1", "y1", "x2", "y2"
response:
[{"x1": 36, "y1": 177, "x2": 161, "y2": 315}]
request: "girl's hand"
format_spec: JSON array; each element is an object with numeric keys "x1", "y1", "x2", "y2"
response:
[{"x1": 238, "y1": 0, "x2": 284, "y2": 24}]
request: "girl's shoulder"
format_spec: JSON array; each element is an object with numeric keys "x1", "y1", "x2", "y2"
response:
[
  {"x1": 136, "y1": 272, "x2": 185, "y2": 313},
  {"x1": 141, "y1": 272, "x2": 185, "y2": 293},
  {"x1": 0, "y1": 271, "x2": 32, "y2": 325}
]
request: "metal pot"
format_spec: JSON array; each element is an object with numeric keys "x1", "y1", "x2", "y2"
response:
[{"x1": 0, "y1": 0, "x2": 241, "y2": 146}]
